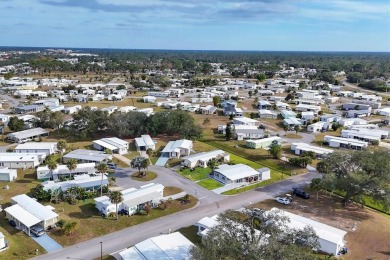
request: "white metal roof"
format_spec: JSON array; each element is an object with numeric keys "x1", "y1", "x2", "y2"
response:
[
  {"x1": 182, "y1": 150, "x2": 227, "y2": 164},
  {"x1": 233, "y1": 117, "x2": 258, "y2": 124},
  {"x1": 291, "y1": 143, "x2": 333, "y2": 155},
  {"x1": 0, "y1": 153, "x2": 42, "y2": 163},
  {"x1": 324, "y1": 136, "x2": 368, "y2": 146},
  {"x1": 93, "y1": 137, "x2": 128, "y2": 150},
  {"x1": 42, "y1": 175, "x2": 108, "y2": 192},
  {"x1": 135, "y1": 135, "x2": 154, "y2": 148},
  {"x1": 7, "y1": 128, "x2": 48, "y2": 140},
  {"x1": 246, "y1": 136, "x2": 282, "y2": 144},
  {"x1": 123, "y1": 232, "x2": 194, "y2": 260},
  {"x1": 215, "y1": 164, "x2": 260, "y2": 181},
  {"x1": 162, "y1": 139, "x2": 192, "y2": 153},
  {"x1": 270, "y1": 208, "x2": 347, "y2": 244},
  {"x1": 63, "y1": 149, "x2": 112, "y2": 162},
  {"x1": 12, "y1": 194, "x2": 58, "y2": 221},
  {"x1": 37, "y1": 163, "x2": 96, "y2": 175},
  {"x1": 4, "y1": 204, "x2": 41, "y2": 228},
  {"x1": 15, "y1": 142, "x2": 57, "y2": 150}
]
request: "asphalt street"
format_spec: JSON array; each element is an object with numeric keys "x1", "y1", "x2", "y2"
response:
[{"x1": 34, "y1": 171, "x2": 320, "y2": 260}]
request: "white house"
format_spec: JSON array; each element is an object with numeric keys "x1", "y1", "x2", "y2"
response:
[
  {"x1": 323, "y1": 136, "x2": 368, "y2": 150},
  {"x1": 118, "y1": 106, "x2": 137, "y2": 113},
  {"x1": 5, "y1": 194, "x2": 59, "y2": 235},
  {"x1": 93, "y1": 137, "x2": 129, "y2": 154},
  {"x1": 258, "y1": 109, "x2": 278, "y2": 119},
  {"x1": 269, "y1": 208, "x2": 347, "y2": 256},
  {"x1": 0, "y1": 153, "x2": 44, "y2": 169},
  {"x1": 341, "y1": 128, "x2": 387, "y2": 142},
  {"x1": 301, "y1": 111, "x2": 315, "y2": 121},
  {"x1": 134, "y1": 135, "x2": 156, "y2": 151},
  {"x1": 63, "y1": 149, "x2": 112, "y2": 164},
  {"x1": 378, "y1": 107, "x2": 390, "y2": 117},
  {"x1": 291, "y1": 143, "x2": 333, "y2": 157},
  {"x1": 307, "y1": 121, "x2": 331, "y2": 133},
  {"x1": 36, "y1": 162, "x2": 96, "y2": 180},
  {"x1": 143, "y1": 95, "x2": 157, "y2": 103},
  {"x1": 0, "y1": 232, "x2": 8, "y2": 252},
  {"x1": 7, "y1": 128, "x2": 49, "y2": 143},
  {"x1": 232, "y1": 117, "x2": 259, "y2": 126},
  {"x1": 339, "y1": 118, "x2": 367, "y2": 127},
  {"x1": 212, "y1": 164, "x2": 270, "y2": 185},
  {"x1": 42, "y1": 174, "x2": 108, "y2": 192},
  {"x1": 62, "y1": 105, "x2": 82, "y2": 115},
  {"x1": 245, "y1": 136, "x2": 283, "y2": 149},
  {"x1": 161, "y1": 139, "x2": 193, "y2": 158},
  {"x1": 94, "y1": 183, "x2": 164, "y2": 216},
  {"x1": 101, "y1": 106, "x2": 118, "y2": 115},
  {"x1": 295, "y1": 104, "x2": 321, "y2": 114},
  {"x1": 117, "y1": 232, "x2": 194, "y2": 260},
  {"x1": 0, "y1": 167, "x2": 17, "y2": 182},
  {"x1": 14, "y1": 142, "x2": 58, "y2": 155},
  {"x1": 181, "y1": 150, "x2": 230, "y2": 168}
]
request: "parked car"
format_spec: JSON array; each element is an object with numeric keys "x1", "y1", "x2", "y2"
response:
[
  {"x1": 107, "y1": 163, "x2": 117, "y2": 169},
  {"x1": 9, "y1": 220, "x2": 16, "y2": 227},
  {"x1": 275, "y1": 197, "x2": 291, "y2": 205},
  {"x1": 292, "y1": 188, "x2": 310, "y2": 199},
  {"x1": 31, "y1": 225, "x2": 45, "y2": 237}
]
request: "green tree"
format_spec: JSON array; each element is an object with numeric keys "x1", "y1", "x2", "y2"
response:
[
  {"x1": 63, "y1": 221, "x2": 78, "y2": 236},
  {"x1": 310, "y1": 178, "x2": 323, "y2": 200},
  {"x1": 47, "y1": 159, "x2": 58, "y2": 180},
  {"x1": 320, "y1": 150, "x2": 390, "y2": 207},
  {"x1": 203, "y1": 118, "x2": 210, "y2": 126},
  {"x1": 256, "y1": 73, "x2": 266, "y2": 81},
  {"x1": 207, "y1": 158, "x2": 219, "y2": 173},
  {"x1": 57, "y1": 140, "x2": 67, "y2": 163},
  {"x1": 269, "y1": 144, "x2": 282, "y2": 159},
  {"x1": 213, "y1": 96, "x2": 221, "y2": 106},
  {"x1": 8, "y1": 116, "x2": 25, "y2": 132},
  {"x1": 347, "y1": 72, "x2": 364, "y2": 84},
  {"x1": 66, "y1": 159, "x2": 77, "y2": 180},
  {"x1": 97, "y1": 163, "x2": 108, "y2": 197},
  {"x1": 109, "y1": 191, "x2": 124, "y2": 220},
  {"x1": 282, "y1": 124, "x2": 289, "y2": 134},
  {"x1": 331, "y1": 122, "x2": 340, "y2": 131},
  {"x1": 190, "y1": 209, "x2": 319, "y2": 260},
  {"x1": 294, "y1": 125, "x2": 300, "y2": 135},
  {"x1": 225, "y1": 123, "x2": 234, "y2": 141}
]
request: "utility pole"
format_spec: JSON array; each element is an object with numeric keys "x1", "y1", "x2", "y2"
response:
[{"x1": 100, "y1": 242, "x2": 103, "y2": 260}]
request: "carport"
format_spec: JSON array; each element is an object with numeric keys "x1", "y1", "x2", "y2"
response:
[{"x1": 4, "y1": 204, "x2": 41, "y2": 236}]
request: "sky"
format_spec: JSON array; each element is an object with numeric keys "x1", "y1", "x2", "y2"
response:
[{"x1": 0, "y1": 0, "x2": 389, "y2": 52}]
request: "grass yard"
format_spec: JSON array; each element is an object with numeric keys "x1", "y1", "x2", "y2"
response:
[
  {"x1": 251, "y1": 192, "x2": 390, "y2": 260},
  {"x1": 312, "y1": 129, "x2": 341, "y2": 146},
  {"x1": 177, "y1": 167, "x2": 212, "y2": 181},
  {"x1": 197, "y1": 178, "x2": 224, "y2": 190},
  {"x1": 163, "y1": 186, "x2": 183, "y2": 197},
  {"x1": 176, "y1": 226, "x2": 202, "y2": 245},
  {"x1": 201, "y1": 140, "x2": 306, "y2": 176},
  {"x1": 283, "y1": 133, "x2": 303, "y2": 139},
  {"x1": 130, "y1": 171, "x2": 157, "y2": 181},
  {"x1": 49, "y1": 195, "x2": 198, "y2": 246},
  {"x1": 0, "y1": 170, "x2": 47, "y2": 258},
  {"x1": 222, "y1": 170, "x2": 286, "y2": 195}
]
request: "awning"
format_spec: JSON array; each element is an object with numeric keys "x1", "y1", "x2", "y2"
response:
[{"x1": 4, "y1": 204, "x2": 41, "y2": 228}]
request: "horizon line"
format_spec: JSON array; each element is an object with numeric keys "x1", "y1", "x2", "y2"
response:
[{"x1": 0, "y1": 45, "x2": 389, "y2": 54}]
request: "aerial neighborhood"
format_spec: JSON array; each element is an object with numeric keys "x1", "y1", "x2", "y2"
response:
[{"x1": 0, "y1": 48, "x2": 389, "y2": 260}]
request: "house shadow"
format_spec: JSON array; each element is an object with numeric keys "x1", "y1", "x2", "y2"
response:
[
  {"x1": 67, "y1": 202, "x2": 98, "y2": 219},
  {"x1": 15, "y1": 179, "x2": 32, "y2": 183},
  {"x1": 376, "y1": 251, "x2": 390, "y2": 257}
]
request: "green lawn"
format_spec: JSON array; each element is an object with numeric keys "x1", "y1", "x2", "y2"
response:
[
  {"x1": 131, "y1": 171, "x2": 157, "y2": 181},
  {"x1": 177, "y1": 226, "x2": 202, "y2": 245},
  {"x1": 49, "y1": 195, "x2": 198, "y2": 246},
  {"x1": 222, "y1": 171, "x2": 285, "y2": 195},
  {"x1": 197, "y1": 178, "x2": 224, "y2": 190},
  {"x1": 177, "y1": 167, "x2": 212, "y2": 181},
  {"x1": 200, "y1": 140, "x2": 306, "y2": 175}
]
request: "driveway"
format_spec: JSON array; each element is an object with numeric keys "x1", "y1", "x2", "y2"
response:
[
  {"x1": 113, "y1": 165, "x2": 223, "y2": 205},
  {"x1": 34, "y1": 171, "x2": 320, "y2": 260},
  {"x1": 31, "y1": 234, "x2": 62, "y2": 253}
]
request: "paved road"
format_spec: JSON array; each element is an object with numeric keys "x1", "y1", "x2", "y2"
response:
[
  {"x1": 34, "y1": 171, "x2": 320, "y2": 260},
  {"x1": 342, "y1": 79, "x2": 390, "y2": 98},
  {"x1": 114, "y1": 166, "x2": 223, "y2": 205},
  {"x1": 0, "y1": 94, "x2": 21, "y2": 113}
]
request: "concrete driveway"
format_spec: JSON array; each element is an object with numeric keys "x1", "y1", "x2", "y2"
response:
[
  {"x1": 113, "y1": 165, "x2": 223, "y2": 205},
  {"x1": 31, "y1": 234, "x2": 62, "y2": 253}
]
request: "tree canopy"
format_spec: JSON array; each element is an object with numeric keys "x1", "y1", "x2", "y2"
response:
[
  {"x1": 190, "y1": 209, "x2": 319, "y2": 260},
  {"x1": 317, "y1": 150, "x2": 390, "y2": 208}
]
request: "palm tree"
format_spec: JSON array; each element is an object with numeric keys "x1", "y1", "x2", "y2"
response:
[
  {"x1": 310, "y1": 178, "x2": 323, "y2": 200},
  {"x1": 47, "y1": 159, "x2": 58, "y2": 181},
  {"x1": 97, "y1": 163, "x2": 108, "y2": 196},
  {"x1": 109, "y1": 191, "x2": 123, "y2": 220},
  {"x1": 57, "y1": 140, "x2": 67, "y2": 163},
  {"x1": 207, "y1": 158, "x2": 219, "y2": 174},
  {"x1": 66, "y1": 159, "x2": 77, "y2": 180},
  {"x1": 141, "y1": 158, "x2": 150, "y2": 177}
]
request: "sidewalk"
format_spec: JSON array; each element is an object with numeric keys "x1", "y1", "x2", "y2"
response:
[{"x1": 113, "y1": 154, "x2": 131, "y2": 165}]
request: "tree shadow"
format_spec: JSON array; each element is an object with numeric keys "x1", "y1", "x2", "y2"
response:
[{"x1": 67, "y1": 203, "x2": 98, "y2": 219}]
